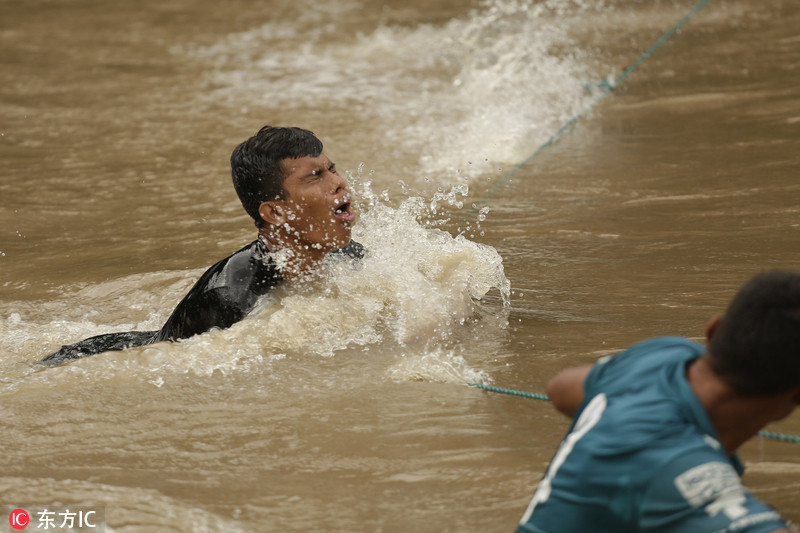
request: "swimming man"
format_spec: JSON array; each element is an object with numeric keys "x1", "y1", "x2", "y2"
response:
[{"x1": 41, "y1": 126, "x2": 362, "y2": 366}]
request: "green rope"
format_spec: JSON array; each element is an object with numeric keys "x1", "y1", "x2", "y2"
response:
[
  {"x1": 467, "y1": 382, "x2": 800, "y2": 445},
  {"x1": 477, "y1": 0, "x2": 711, "y2": 208},
  {"x1": 612, "y1": 0, "x2": 711, "y2": 88},
  {"x1": 757, "y1": 430, "x2": 800, "y2": 445},
  {"x1": 468, "y1": 382, "x2": 551, "y2": 401}
]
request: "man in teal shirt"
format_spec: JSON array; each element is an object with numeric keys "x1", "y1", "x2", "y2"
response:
[{"x1": 518, "y1": 270, "x2": 799, "y2": 532}]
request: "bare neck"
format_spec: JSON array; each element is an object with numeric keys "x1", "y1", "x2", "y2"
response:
[{"x1": 687, "y1": 356, "x2": 789, "y2": 455}]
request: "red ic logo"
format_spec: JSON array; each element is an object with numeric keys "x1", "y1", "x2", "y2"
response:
[{"x1": 9, "y1": 509, "x2": 29, "y2": 530}]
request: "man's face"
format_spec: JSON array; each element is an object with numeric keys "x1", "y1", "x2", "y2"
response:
[{"x1": 278, "y1": 154, "x2": 355, "y2": 251}]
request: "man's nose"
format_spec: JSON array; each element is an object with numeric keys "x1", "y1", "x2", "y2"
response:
[{"x1": 329, "y1": 170, "x2": 346, "y2": 193}]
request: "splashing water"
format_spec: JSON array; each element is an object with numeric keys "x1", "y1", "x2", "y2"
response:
[
  {"x1": 186, "y1": 0, "x2": 611, "y2": 181},
  {"x1": 181, "y1": 171, "x2": 510, "y2": 376},
  {"x1": 0, "y1": 174, "x2": 510, "y2": 389}
]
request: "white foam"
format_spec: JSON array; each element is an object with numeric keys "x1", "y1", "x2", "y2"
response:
[
  {"x1": 1, "y1": 180, "x2": 509, "y2": 388},
  {"x1": 185, "y1": 0, "x2": 610, "y2": 181}
]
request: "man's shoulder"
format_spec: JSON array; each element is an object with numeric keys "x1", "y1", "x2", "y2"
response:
[
  {"x1": 157, "y1": 240, "x2": 277, "y2": 341},
  {"x1": 623, "y1": 336, "x2": 705, "y2": 362},
  {"x1": 588, "y1": 336, "x2": 703, "y2": 385},
  {"x1": 578, "y1": 337, "x2": 708, "y2": 453},
  {"x1": 192, "y1": 240, "x2": 260, "y2": 280},
  {"x1": 197, "y1": 240, "x2": 278, "y2": 291}
]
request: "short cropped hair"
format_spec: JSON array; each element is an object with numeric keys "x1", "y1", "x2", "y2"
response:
[
  {"x1": 231, "y1": 126, "x2": 323, "y2": 227},
  {"x1": 708, "y1": 270, "x2": 800, "y2": 396}
]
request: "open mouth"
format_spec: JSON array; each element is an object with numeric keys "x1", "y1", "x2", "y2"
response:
[{"x1": 334, "y1": 199, "x2": 355, "y2": 223}]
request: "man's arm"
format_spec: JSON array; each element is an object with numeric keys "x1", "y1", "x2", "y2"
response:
[{"x1": 545, "y1": 364, "x2": 593, "y2": 418}]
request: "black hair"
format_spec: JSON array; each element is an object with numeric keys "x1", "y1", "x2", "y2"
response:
[
  {"x1": 231, "y1": 126, "x2": 323, "y2": 228},
  {"x1": 708, "y1": 270, "x2": 800, "y2": 396}
]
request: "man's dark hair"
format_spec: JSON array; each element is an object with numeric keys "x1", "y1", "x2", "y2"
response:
[
  {"x1": 708, "y1": 270, "x2": 800, "y2": 396},
  {"x1": 231, "y1": 126, "x2": 323, "y2": 228}
]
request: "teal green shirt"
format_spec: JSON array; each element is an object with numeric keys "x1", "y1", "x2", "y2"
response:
[{"x1": 517, "y1": 337, "x2": 788, "y2": 533}]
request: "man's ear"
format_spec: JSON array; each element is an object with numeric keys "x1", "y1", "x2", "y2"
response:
[
  {"x1": 258, "y1": 201, "x2": 287, "y2": 226},
  {"x1": 705, "y1": 315, "x2": 722, "y2": 342}
]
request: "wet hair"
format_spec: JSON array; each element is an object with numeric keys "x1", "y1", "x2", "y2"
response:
[
  {"x1": 231, "y1": 126, "x2": 323, "y2": 228},
  {"x1": 708, "y1": 270, "x2": 800, "y2": 396}
]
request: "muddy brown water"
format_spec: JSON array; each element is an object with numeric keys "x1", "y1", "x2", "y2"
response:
[{"x1": 1, "y1": 0, "x2": 798, "y2": 531}]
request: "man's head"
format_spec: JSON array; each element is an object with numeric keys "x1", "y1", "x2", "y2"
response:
[
  {"x1": 707, "y1": 270, "x2": 800, "y2": 397},
  {"x1": 231, "y1": 126, "x2": 324, "y2": 228},
  {"x1": 231, "y1": 125, "x2": 355, "y2": 254}
]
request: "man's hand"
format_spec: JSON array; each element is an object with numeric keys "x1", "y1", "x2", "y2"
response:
[{"x1": 545, "y1": 364, "x2": 593, "y2": 418}]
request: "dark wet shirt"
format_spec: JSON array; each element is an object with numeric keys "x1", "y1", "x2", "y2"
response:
[{"x1": 41, "y1": 239, "x2": 363, "y2": 366}]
